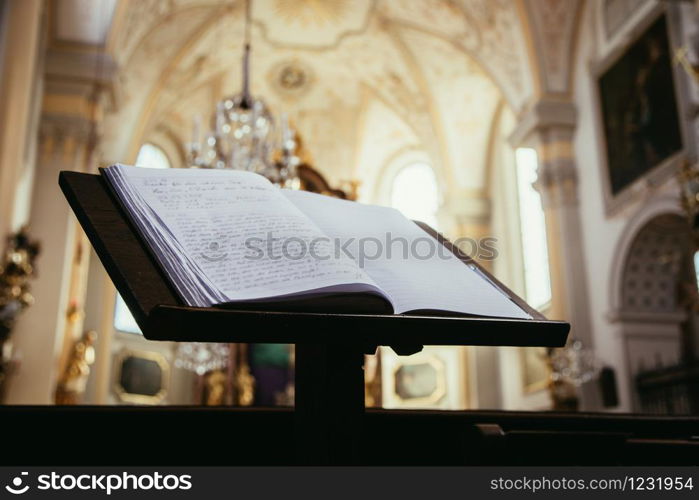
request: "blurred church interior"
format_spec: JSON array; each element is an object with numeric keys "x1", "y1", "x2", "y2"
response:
[{"x1": 2, "y1": 0, "x2": 699, "y2": 418}]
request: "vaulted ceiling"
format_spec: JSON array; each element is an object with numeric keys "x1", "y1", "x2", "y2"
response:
[{"x1": 50, "y1": 0, "x2": 582, "y2": 199}]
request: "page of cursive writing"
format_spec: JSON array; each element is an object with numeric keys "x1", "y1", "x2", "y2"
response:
[
  {"x1": 283, "y1": 189, "x2": 531, "y2": 319},
  {"x1": 109, "y1": 165, "x2": 379, "y2": 304}
]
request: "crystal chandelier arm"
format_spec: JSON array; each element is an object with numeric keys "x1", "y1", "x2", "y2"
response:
[
  {"x1": 191, "y1": 115, "x2": 201, "y2": 149},
  {"x1": 214, "y1": 103, "x2": 226, "y2": 167},
  {"x1": 241, "y1": 0, "x2": 252, "y2": 109},
  {"x1": 187, "y1": 114, "x2": 202, "y2": 167},
  {"x1": 188, "y1": 0, "x2": 294, "y2": 181}
]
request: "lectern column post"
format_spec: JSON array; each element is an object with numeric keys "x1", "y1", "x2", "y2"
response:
[{"x1": 294, "y1": 342, "x2": 366, "y2": 464}]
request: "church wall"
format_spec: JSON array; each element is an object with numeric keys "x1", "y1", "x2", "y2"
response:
[{"x1": 572, "y1": 0, "x2": 694, "y2": 410}]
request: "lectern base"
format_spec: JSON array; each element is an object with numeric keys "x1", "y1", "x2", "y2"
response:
[{"x1": 295, "y1": 343, "x2": 366, "y2": 464}]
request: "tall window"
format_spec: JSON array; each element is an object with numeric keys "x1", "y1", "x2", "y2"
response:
[
  {"x1": 515, "y1": 148, "x2": 552, "y2": 310},
  {"x1": 134, "y1": 143, "x2": 171, "y2": 169},
  {"x1": 390, "y1": 162, "x2": 440, "y2": 229},
  {"x1": 113, "y1": 144, "x2": 171, "y2": 334}
]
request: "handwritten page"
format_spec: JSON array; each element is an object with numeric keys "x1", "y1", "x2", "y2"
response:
[
  {"x1": 105, "y1": 165, "x2": 380, "y2": 306},
  {"x1": 105, "y1": 164, "x2": 532, "y2": 318},
  {"x1": 282, "y1": 190, "x2": 531, "y2": 319}
]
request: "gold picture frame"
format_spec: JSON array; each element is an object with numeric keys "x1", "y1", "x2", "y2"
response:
[
  {"x1": 391, "y1": 355, "x2": 447, "y2": 407},
  {"x1": 380, "y1": 347, "x2": 469, "y2": 409},
  {"x1": 592, "y1": 9, "x2": 686, "y2": 216},
  {"x1": 113, "y1": 349, "x2": 169, "y2": 405}
]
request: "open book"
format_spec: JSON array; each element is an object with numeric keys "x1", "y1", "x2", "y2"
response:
[{"x1": 102, "y1": 164, "x2": 531, "y2": 320}]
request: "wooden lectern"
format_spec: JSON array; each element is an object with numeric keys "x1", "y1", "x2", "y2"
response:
[{"x1": 59, "y1": 171, "x2": 569, "y2": 464}]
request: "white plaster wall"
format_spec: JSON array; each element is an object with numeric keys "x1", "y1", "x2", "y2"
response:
[
  {"x1": 572, "y1": 0, "x2": 690, "y2": 411},
  {"x1": 573, "y1": 0, "x2": 629, "y2": 410}
]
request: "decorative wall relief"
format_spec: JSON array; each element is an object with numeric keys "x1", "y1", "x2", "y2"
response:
[
  {"x1": 55, "y1": 330, "x2": 97, "y2": 405},
  {"x1": 268, "y1": 59, "x2": 315, "y2": 101},
  {"x1": 253, "y1": 0, "x2": 375, "y2": 49},
  {"x1": 621, "y1": 214, "x2": 689, "y2": 313},
  {"x1": 0, "y1": 228, "x2": 40, "y2": 402}
]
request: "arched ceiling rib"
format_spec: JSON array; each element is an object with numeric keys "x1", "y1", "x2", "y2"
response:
[{"x1": 85, "y1": 0, "x2": 568, "y2": 194}]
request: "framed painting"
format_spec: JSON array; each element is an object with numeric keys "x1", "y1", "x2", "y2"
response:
[
  {"x1": 380, "y1": 346, "x2": 469, "y2": 410},
  {"x1": 114, "y1": 349, "x2": 170, "y2": 405},
  {"x1": 596, "y1": 13, "x2": 684, "y2": 214}
]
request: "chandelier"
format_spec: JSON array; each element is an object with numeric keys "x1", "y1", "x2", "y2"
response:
[
  {"x1": 549, "y1": 339, "x2": 600, "y2": 387},
  {"x1": 187, "y1": 0, "x2": 299, "y2": 187},
  {"x1": 174, "y1": 342, "x2": 230, "y2": 377}
]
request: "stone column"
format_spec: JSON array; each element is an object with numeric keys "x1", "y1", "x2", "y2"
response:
[
  {"x1": 510, "y1": 98, "x2": 597, "y2": 408},
  {"x1": 5, "y1": 48, "x2": 114, "y2": 403},
  {"x1": 6, "y1": 113, "x2": 98, "y2": 403},
  {"x1": 439, "y1": 189, "x2": 502, "y2": 408},
  {"x1": 439, "y1": 189, "x2": 493, "y2": 271},
  {"x1": 0, "y1": 0, "x2": 43, "y2": 239}
]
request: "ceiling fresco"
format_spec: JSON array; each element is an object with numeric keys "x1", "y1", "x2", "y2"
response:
[{"x1": 51, "y1": 0, "x2": 582, "y2": 199}]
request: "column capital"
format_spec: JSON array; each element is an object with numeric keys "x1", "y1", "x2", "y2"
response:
[
  {"x1": 38, "y1": 48, "x2": 118, "y2": 166},
  {"x1": 44, "y1": 48, "x2": 121, "y2": 112},
  {"x1": 437, "y1": 189, "x2": 492, "y2": 232},
  {"x1": 533, "y1": 127, "x2": 578, "y2": 207},
  {"x1": 508, "y1": 97, "x2": 577, "y2": 148},
  {"x1": 439, "y1": 189, "x2": 491, "y2": 227},
  {"x1": 437, "y1": 189, "x2": 493, "y2": 269},
  {"x1": 38, "y1": 112, "x2": 99, "y2": 162},
  {"x1": 509, "y1": 98, "x2": 579, "y2": 208}
]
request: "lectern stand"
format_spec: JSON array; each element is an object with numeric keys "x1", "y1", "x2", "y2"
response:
[{"x1": 59, "y1": 171, "x2": 569, "y2": 465}]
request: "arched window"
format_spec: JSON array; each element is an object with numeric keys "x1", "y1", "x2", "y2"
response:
[
  {"x1": 113, "y1": 295, "x2": 140, "y2": 334},
  {"x1": 390, "y1": 162, "x2": 440, "y2": 229},
  {"x1": 134, "y1": 143, "x2": 171, "y2": 169},
  {"x1": 113, "y1": 143, "x2": 171, "y2": 334},
  {"x1": 515, "y1": 148, "x2": 552, "y2": 310}
]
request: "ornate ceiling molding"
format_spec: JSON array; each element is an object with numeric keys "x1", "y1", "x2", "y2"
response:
[
  {"x1": 251, "y1": 0, "x2": 377, "y2": 50},
  {"x1": 89, "y1": 0, "x2": 553, "y2": 193},
  {"x1": 49, "y1": 0, "x2": 118, "y2": 51},
  {"x1": 378, "y1": 0, "x2": 533, "y2": 111},
  {"x1": 523, "y1": 0, "x2": 584, "y2": 96}
]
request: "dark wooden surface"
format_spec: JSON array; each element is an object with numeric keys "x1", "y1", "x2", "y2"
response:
[
  {"x1": 1, "y1": 406, "x2": 697, "y2": 466},
  {"x1": 59, "y1": 171, "x2": 180, "y2": 329},
  {"x1": 59, "y1": 170, "x2": 569, "y2": 348},
  {"x1": 295, "y1": 343, "x2": 366, "y2": 464},
  {"x1": 146, "y1": 304, "x2": 567, "y2": 349}
]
